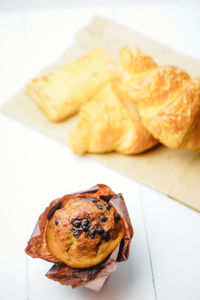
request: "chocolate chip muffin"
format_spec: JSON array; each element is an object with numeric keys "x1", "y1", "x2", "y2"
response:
[
  {"x1": 46, "y1": 195, "x2": 124, "y2": 268},
  {"x1": 25, "y1": 184, "x2": 133, "y2": 290}
]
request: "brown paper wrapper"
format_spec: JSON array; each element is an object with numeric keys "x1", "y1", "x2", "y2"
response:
[{"x1": 25, "y1": 184, "x2": 133, "y2": 291}]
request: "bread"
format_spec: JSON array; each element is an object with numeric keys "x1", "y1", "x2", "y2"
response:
[
  {"x1": 68, "y1": 82, "x2": 158, "y2": 154},
  {"x1": 119, "y1": 45, "x2": 157, "y2": 76},
  {"x1": 26, "y1": 48, "x2": 117, "y2": 122},
  {"x1": 25, "y1": 184, "x2": 131, "y2": 269},
  {"x1": 118, "y1": 46, "x2": 200, "y2": 151}
]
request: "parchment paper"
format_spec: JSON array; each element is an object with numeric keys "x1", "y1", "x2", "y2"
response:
[{"x1": 2, "y1": 17, "x2": 200, "y2": 212}]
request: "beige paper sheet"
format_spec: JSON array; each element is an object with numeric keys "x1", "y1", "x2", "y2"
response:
[{"x1": 2, "y1": 17, "x2": 200, "y2": 212}]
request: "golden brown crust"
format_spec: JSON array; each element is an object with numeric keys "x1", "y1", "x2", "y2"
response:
[
  {"x1": 119, "y1": 46, "x2": 157, "y2": 75},
  {"x1": 26, "y1": 48, "x2": 118, "y2": 122},
  {"x1": 46, "y1": 196, "x2": 124, "y2": 268},
  {"x1": 68, "y1": 83, "x2": 158, "y2": 155},
  {"x1": 118, "y1": 46, "x2": 200, "y2": 151}
]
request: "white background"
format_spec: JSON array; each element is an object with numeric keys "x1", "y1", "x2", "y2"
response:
[{"x1": 0, "y1": 1, "x2": 200, "y2": 300}]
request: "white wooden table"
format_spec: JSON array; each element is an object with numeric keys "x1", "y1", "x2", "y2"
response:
[{"x1": 0, "y1": 2, "x2": 200, "y2": 300}]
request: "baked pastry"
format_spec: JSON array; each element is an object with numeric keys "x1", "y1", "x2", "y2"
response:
[
  {"x1": 119, "y1": 45, "x2": 157, "y2": 76},
  {"x1": 46, "y1": 194, "x2": 124, "y2": 268},
  {"x1": 67, "y1": 83, "x2": 158, "y2": 154},
  {"x1": 25, "y1": 184, "x2": 133, "y2": 273},
  {"x1": 25, "y1": 184, "x2": 133, "y2": 290},
  {"x1": 118, "y1": 46, "x2": 200, "y2": 151},
  {"x1": 26, "y1": 48, "x2": 117, "y2": 122}
]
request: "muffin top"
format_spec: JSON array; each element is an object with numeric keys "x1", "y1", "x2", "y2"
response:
[{"x1": 46, "y1": 195, "x2": 124, "y2": 268}]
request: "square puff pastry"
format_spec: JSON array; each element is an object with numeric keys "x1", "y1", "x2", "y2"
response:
[
  {"x1": 118, "y1": 46, "x2": 200, "y2": 151},
  {"x1": 67, "y1": 83, "x2": 158, "y2": 155},
  {"x1": 26, "y1": 48, "x2": 117, "y2": 122}
]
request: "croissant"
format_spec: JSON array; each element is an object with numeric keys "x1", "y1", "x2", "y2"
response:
[
  {"x1": 67, "y1": 83, "x2": 158, "y2": 154},
  {"x1": 117, "y1": 46, "x2": 200, "y2": 151},
  {"x1": 26, "y1": 48, "x2": 117, "y2": 122}
]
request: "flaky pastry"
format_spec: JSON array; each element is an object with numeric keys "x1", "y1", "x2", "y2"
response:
[
  {"x1": 26, "y1": 48, "x2": 117, "y2": 122},
  {"x1": 117, "y1": 46, "x2": 200, "y2": 151},
  {"x1": 67, "y1": 83, "x2": 158, "y2": 154}
]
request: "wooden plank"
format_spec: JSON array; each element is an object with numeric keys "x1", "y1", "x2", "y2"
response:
[
  {"x1": 0, "y1": 116, "x2": 28, "y2": 300},
  {"x1": 0, "y1": 13, "x2": 28, "y2": 300},
  {"x1": 140, "y1": 185, "x2": 200, "y2": 300}
]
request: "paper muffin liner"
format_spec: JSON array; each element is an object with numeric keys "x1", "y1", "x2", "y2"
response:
[{"x1": 25, "y1": 184, "x2": 133, "y2": 291}]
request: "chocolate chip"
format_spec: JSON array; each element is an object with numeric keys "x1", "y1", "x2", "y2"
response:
[
  {"x1": 97, "y1": 226, "x2": 104, "y2": 236},
  {"x1": 100, "y1": 215, "x2": 107, "y2": 222},
  {"x1": 114, "y1": 215, "x2": 121, "y2": 223},
  {"x1": 103, "y1": 231, "x2": 110, "y2": 241},
  {"x1": 73, "y1": 230, "x2": 81, "y2": 238},
  {"x1": 81, "y1": 218, "x2": 89, "y2": 227},
  {"x1": 86, "y1": 197, "x2": 99, "y2": 203},
  {"x1": 82, "y1": 225, "x2": 90, "y2": 232},
  {"x1": 89, "y1": 229, "x2": 96, "y2": 239},
  {"x1": 55, "y1": 218, "x2": 59, "y2": 225},
  {"x1": 82, "y1": 219, "x2": 91, "y2": 232},
  {"x1": 100, "y1": 195, "x2": 113, "y2": 202},
  {"x1": 72, "y1": 220, "x2": 81, "y2": 228},
  {"x1": 105, "y1": 204, "x2": 111, "y2": 210},
  {"x1": 96, "y1": 204, "x2": 103, "y2": 210}
]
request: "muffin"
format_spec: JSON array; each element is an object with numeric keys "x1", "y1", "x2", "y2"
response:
[
  {"x1": 47, "y1": 195, "x2": 124, "y2": 268},
  {"x1": 25, "y1": 184, "x2": 133, "y2": 290}
]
